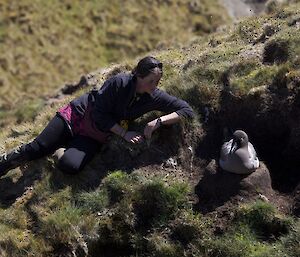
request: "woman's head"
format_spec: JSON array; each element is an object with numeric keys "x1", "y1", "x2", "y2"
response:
[
  {"x1": 133, "y1": 56, "x2": 163, "y2": 94},
  {"x1": 132, "y1": 56, "x2": 163, "y2": 78}
]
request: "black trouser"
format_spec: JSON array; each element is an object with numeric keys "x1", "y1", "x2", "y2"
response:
[{"x1": 24, "y1": 115, "x2": 102, "y2": 174}]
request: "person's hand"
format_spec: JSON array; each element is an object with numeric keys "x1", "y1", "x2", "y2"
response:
[
  {"x1": 123, "y1": 131, "x2": 144, "y2": 144},
  {"x1": 144, "y1": 118, "x2": 161, "y2": 140}
]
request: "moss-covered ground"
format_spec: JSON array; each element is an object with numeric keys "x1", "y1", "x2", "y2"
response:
[{"x1": 0, "y1": 1, "x2": 300, "y2": 256}]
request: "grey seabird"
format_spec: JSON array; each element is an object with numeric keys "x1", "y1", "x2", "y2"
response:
[{"x1": 219, "y1": 130, "x2": 259, "y2": 174}]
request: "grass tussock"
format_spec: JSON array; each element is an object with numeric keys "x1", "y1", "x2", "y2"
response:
[
  {"x1": 200, "y1": 201, "x2": 296, "y2": 257},
  {"x1": 0, "y1": 171, "x2": 299, "y2": 257}
]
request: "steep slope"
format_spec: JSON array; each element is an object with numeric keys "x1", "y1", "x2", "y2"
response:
[
  {"x1": 0, "y1": 0, "x2": 228, "y2": 126},
  {"x1": 0, "y1": 1, "x2": 300, "y2": 256}
]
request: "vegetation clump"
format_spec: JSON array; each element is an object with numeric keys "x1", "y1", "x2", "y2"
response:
[{"x1": 1, "y1": 1, "x2": 300, "y2": 257}]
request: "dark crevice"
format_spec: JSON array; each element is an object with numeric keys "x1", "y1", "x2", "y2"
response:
[
  {"x1": 263, "y1": 39, "x2": 289, "y2": 64},
  {"x1": 196, "y1": 89, "x2": 300, "y2": 194}
]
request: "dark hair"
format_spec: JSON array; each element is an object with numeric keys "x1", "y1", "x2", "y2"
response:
[{"x1": 132, "y1": 56, "x2": 163, "y2": 78}]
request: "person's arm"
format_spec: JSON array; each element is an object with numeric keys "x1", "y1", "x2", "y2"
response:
[
  {"x1": 160, "y1": 112, "x2": 181, "y2": 124},
  {"x1": 144, "y1": 112, "x2": 180, "y2": 139},
  {"x1": 110, "y1": 123, "x2": 144, "y2": 144},
  {"x1": 92, "y1": 76, "x2": 144, "y2": 144},
  {"x1": 144, "y1": 90, "x2": 194, "y2": 139}
]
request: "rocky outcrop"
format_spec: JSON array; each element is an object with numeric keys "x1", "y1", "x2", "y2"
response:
[{"x1": 195, "y1": 160, "x2": 273, "y2": 212}]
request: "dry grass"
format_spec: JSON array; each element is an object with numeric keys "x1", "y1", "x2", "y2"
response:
[
  {"x1": 0, "y1": 0, "x2": 229, "y2": 126},
  {"x1": 0, "y1": 1, "x2": 300, "y2": 256}
]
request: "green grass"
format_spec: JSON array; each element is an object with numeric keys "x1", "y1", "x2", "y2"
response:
[
  {"x1": 0, "y1": 0, "x2": 229, "y2": 126},
  {"x1": 0, "y1": 1, "x2": 300, "y2": 256},
  {"x1": 145, "y1": 232, "x2": 184, "y2": 257},
  {"x1": 234, "y1": 201, "x2": 292, "y2": 240},
  {"x1": 0, "y1": 171, "x2": 298, "y2": 257},
  {"x1": 198, "y1": 201, "x2": 295, "y2": 257},
  {"x1": 133, "y1": 180, "x2": 190, "y2": 227},
  {"x1": 76, "y1": 189, "x2": 109, "y2": 213},
  {"x1": 281, "y1": 220, "x2": 300, "y2": 257},
  {"x1": 102, "y1": 171, "x2": 138, "y2": 204}
]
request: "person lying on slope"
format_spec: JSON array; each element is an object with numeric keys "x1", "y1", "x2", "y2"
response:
[{"x1": 0, "y1": 56, "x2": 194, "y2": 175}]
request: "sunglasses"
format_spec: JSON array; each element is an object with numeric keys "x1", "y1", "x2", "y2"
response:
[{"x1": 148, "y1": 62, "x2": 163, "y2": 70}]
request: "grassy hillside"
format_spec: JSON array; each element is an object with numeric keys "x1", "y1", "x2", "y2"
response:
[
  {"x1": 0, "y1": 1, "x2": 300, "y2": 256},
  {"x1": 0, "y1": 0, "x2": 228, "y2": 126}
]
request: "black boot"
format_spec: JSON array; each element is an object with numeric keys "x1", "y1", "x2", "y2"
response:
[{"x1": 0, "y1": 145, "x2": 28, "y2": 177}]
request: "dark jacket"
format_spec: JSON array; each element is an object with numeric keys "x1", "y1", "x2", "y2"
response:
[{"x1": 71, "y1": 72, "x2": 194, "y2": 132}]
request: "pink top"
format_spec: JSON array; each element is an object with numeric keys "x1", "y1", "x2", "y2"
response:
[{"x1": 58, "y1": 104, "x2": 110, "y2": 143}]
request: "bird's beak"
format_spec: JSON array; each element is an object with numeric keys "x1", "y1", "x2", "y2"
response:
[{"x1": 230, "y1": 139, "x2": 237, "y2": 153}]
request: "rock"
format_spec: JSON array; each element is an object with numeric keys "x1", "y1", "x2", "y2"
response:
[
  {"x1": 204, "y1": 159, "x2": 217, "y2": 175},
  {"x1": 163, "y1": 157, "x2": 178, "y2": 169},
  {"x1": 52, "y1": 148, "x2": 66, "y2": 162},
  {"x1": 239, "y1": 44, "x2": 264, "y2": 60},
  {"x1": 239, "y1": 162, "x2": 273, "y2": 193},
  {"x1": 248, "y1": 85, "x2": 268, "y2": 96},
  {"x1": 195, "y1": 161, "x2": 273, "y2": 211}
]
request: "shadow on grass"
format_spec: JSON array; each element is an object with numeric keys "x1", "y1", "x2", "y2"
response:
[
  {"x1": 194, "y1": 165, "x2": 247, "y2": 214},
  {"x1": 0, "y1": 125, "x2": 180, "y2": 207},
  {"x1": 0, "y1": 159, "x2": 46, "y2": 207}
]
